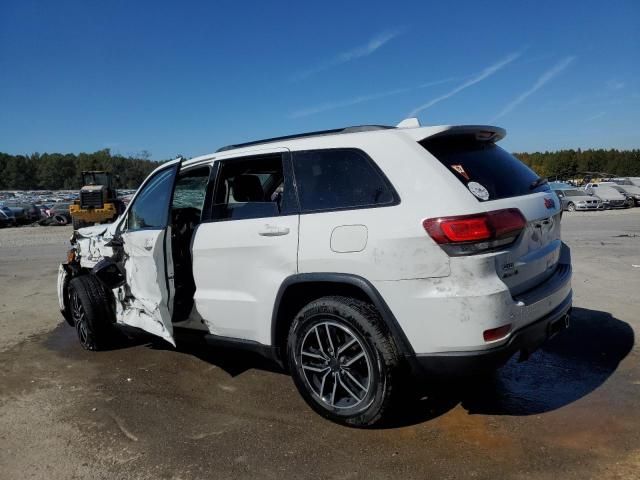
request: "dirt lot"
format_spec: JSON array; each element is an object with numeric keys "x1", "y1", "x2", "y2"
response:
[{"x1": 1, "y1": 211, "x2": 639, "y2": 480}]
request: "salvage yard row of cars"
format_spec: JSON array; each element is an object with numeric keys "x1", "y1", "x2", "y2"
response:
[
  {"x1": 551, "y1": 178, "x2": 640, "y2": 211},
  {"x1": 0, "y1": 190, "x2": 136, "y2": 227}
]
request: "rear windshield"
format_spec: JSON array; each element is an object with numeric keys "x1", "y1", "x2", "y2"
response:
[{"x1": 420, "y1": 136, "x2": 550, "y2": 202}]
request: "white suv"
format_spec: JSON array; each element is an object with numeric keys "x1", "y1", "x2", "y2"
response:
[{"x1": 57, "y1": 119, "x2": 572, "y2": 426}]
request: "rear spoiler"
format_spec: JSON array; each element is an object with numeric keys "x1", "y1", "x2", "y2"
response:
[{"x1": 396, "y1": 121, "x2": 506, "y2": 143}]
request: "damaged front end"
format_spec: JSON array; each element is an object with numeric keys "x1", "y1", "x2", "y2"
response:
[
  {"x1": 57, "y1": 223, "x2": 119, "y2": 323},
  {"x1": 57, "y1": 221, "x2": 177, "y2": 347}
]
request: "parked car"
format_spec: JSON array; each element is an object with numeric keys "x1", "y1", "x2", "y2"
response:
[
  {"x1": 608, "y1": 185, "x2": 640, "y2": 206},
  {"x1": 34, "y1": 204, "x2": 51, "y2": 218},
  {"x1": 0, "y1": 209, "x2": 16, "y2": 227},
  {"x1": 0, "y1": 205, "x2": 17, "y2": 225},
  {"x1": 584, "y1": 184, "x2": 629, "y2": 208},
  {"x1": 57, "y1": 120, "x2": 572, "y2": 426},
  {"x1": 49, "y1": 202, "x2": 73, "y2": 222},
  {"x1": 3, "y1": 202, "x2": 44, "y2": 222},
  {"x1": 6, "y1": 206, "x2": 28, "y2": 224},
  {"x1": 555, "y1": 189, "x2": 605, "y2": 211}
]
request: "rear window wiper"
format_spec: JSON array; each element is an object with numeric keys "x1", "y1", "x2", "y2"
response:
[{"x1": 529, "y1": 177, "x2": 548, "y2": 190}]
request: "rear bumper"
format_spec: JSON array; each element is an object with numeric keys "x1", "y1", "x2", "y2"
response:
[
  {"x1": 374, "y1": 243, "x2": 572, "y2": 355},
  {"x1": 413, "y1": 291, "x2": 572, "y2": 376}
]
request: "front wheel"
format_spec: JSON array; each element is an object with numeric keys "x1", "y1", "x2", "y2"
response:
[
  {"x1": 68, "y1": 275, "x2": 116, "y2": 350},
  {"x1": 287, "y1": 296, "x2": 401, "y2": 427},
  {"x1": 567, "y1": 202, "x2": 576, "y2": 212}
]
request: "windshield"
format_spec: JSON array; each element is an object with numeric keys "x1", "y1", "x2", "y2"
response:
[
  {"x1": 83, "y1": 172, "x2": 110, "y2": 186},
  {"x1": 564, "y1": 190, "x2": 588, "y2": 196}
]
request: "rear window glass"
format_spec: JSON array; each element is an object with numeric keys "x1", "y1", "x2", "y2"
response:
[
  {"x1": 292, "y1": 149, "x2": 396, "y2": 212},
  {"x1": 420, "y1": 136, "x2": 550, "y2": 201}
]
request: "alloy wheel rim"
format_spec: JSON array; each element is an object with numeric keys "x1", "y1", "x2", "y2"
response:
[
  {"x1": 71, "y1": 290, "x2": 88, "y2": 345},
  {"x1": 299, "y1": 320, "x2": 372, "y2": 410}
]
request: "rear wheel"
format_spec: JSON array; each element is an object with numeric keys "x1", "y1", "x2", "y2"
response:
[
  {"x1": 567, "y1": 202, "x2": 576, "y2": 212},
  {"x1": 68, "y1": 275, "x2": 116, "y2": 351},
  {"x1": 287, "y1": 296, "x2": 401, "y2": 427}
]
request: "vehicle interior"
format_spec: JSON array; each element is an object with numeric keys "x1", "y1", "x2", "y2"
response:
[
  {"x1": 212, "y1": 155, "x2": 285, "y2": 221},
  {"x1": 170, "y1": 166, "x2": 210, "y2": 322}
]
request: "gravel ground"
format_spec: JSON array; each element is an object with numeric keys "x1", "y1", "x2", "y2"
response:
[{"x1": 0, "y1": 211, "x2": 638, "y2": 479}]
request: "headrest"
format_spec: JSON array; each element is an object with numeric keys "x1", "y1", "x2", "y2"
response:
[{"x1": 232, "y1": 175, "x2": 264, "y2": 202}]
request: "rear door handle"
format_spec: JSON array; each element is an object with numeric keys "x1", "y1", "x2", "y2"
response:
[{"x1": 258, "y1": 225, "x2": 290, "y2": 237}]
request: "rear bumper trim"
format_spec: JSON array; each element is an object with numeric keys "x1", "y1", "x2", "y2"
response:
[{"x1": 413, "y1": 291, "x2": 572, "y2": 376}]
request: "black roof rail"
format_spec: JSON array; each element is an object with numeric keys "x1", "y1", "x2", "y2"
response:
[{"x1": 215, "y1": 125, "x2": 394, "y2": 153}]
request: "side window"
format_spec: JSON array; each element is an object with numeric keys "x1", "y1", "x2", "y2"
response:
[
  {"x1": 212, "y1": 154, "x2": 288, "y2": 221},
  {"x1": 172, "y1": 167, "x2": 210, "y2": 213},
  {"x1": 127, "y1": 167, "x2": 176, "y2": 231},
  {"x1": 292, "y1": 149, "x2": 395, "y2": 212}
]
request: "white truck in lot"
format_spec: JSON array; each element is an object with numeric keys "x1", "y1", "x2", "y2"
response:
[{"x1": 57, "y1": 119, "x2": 572, "y2": 426}]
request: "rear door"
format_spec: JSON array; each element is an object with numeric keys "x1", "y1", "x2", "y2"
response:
[
  {"x1": 117, "y1": 161, "x2": 181, "y2": 345},
  {"x1": 191, "y1": 150, "x2": 299, "y2": 345}
]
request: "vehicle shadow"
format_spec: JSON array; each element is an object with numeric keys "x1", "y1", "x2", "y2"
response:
[
  {"x1": 380, "y1": 306, "x2": 634, "y2": 428},
  {"x1": 49, "y1": 306, "x2": 634, "y2": 428},
  {"x1": 171, "y1": 342, "x2": 285, "y2": 377}
]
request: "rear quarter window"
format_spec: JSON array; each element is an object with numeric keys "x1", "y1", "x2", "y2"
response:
[
  {"x1": 420, "y1": 136, "x2": 550, "y2": 201},
  {"x1": 292, "y1": 148, "x2": 398, "y2": 212}
]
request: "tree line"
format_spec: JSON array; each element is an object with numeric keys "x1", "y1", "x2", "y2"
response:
[
  {"x1": 0, "y1": 149, "x2": 163, "y2": 190},
  {"x1": 514, "y1": 148, "x2": 640, "y2": 180},
  {"x1": 1, "y1": 148, "x2": 639, "y2": 190}
]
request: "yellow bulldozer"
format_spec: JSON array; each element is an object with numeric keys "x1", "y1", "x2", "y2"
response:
[{"x1": 70, "y1": 171, "x2": 125, "y2": 230}]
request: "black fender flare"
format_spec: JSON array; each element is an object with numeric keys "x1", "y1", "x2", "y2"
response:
[{"x1": 270, "y1": 273, "x2": 415, "y2": 357}]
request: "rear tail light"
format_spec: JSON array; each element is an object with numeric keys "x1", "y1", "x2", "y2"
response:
[{"x1": 423, "y1": 208, "x2": 526, "y2": 255}]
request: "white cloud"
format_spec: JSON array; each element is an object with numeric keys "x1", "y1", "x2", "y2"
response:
[
  {"x1": 289, "y1": 76, "x2": 459, "y2": 118},
  {"x1": 606, "y1": 79, "x2": 625, "y2": 91},
  {"x1": 291, "y1": 28, "x2": 405, "y2": 81},
  {"x1": 493, "y1": 56, "x2": 576, "y2": 120},
  {"x1": 585, "y1": 111, "x2": 606, "y2": 122},
  {"x1": 408, "y1": 51, "x2": 522, "y2": 117}
]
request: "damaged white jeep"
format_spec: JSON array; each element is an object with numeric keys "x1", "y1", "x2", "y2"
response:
[{"x1": 58, "y1": 120, "x2": 572, "y2": 426}]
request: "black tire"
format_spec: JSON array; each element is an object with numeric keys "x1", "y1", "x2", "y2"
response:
[
  {"x1": 567, "y1": 202, "x2": 576, "y2": 212},
  {"x1": 287, "y1": 296, "x2": 401, "y2": 427},
  {"x1": 53, "y1": 214, "x2": 68, "y2": 226},
  {"x1": 68, "y1": 275, "x2": 116, "y2": 351}
]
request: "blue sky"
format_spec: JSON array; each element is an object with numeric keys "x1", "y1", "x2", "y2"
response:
[{"x1": 1, "y1": 0, "x2": 638, "y2": 160}]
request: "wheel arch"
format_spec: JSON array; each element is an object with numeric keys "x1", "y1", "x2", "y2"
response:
[{"x1": 271, "y1": 273, "x2": 415, "y2": 361}]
